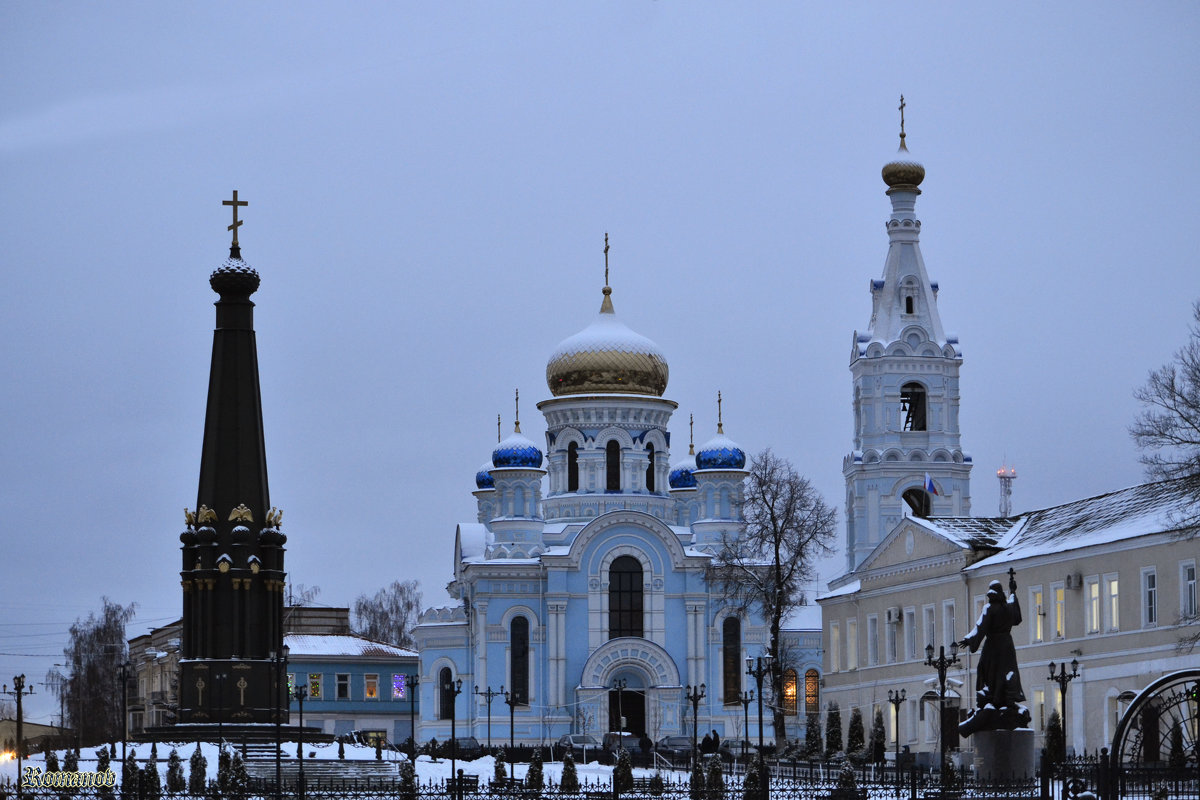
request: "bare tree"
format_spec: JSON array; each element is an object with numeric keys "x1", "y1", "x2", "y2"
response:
[
  {"x1": 713, "y1": 449, "x2": 837, "y2": 743},
  {"x1": 59, "y1": 598, "x2": 137, "y2": 746},
  {"x1": 1130, "y1": 300, "x2": 1200, "y2": 650},
  {"x1": 352, "y1": 580, "x2": 423, "y2": 649}
]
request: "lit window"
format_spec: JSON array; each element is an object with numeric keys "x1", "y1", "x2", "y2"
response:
[
  {"x1": 783, "y1": 669, "x2": 798, "y2": 715},
  {"x1": 308, "y1": 673, "x2": 322, "y2": 700},
  {"x1": 337, "y1": 674, "x2": 350, "y2": 700},
  {"x1": 1031, "y1": 588, "x2": 1044, "y2": 643},
  {"x1": 804, "y1": 669, "x2": 819, "y2": 715},
  {"x1": 287, "y1": 673, "x2": 296, "y2": 696},
  {"x1": 1104, "y1": 575, "x2": 1119, "y2": 631},
  {"x1": 1086, "y1": 578, "x2": 1100, "y2": 634},
  {"x1": 365, "y1": 674, "x2": 379, "y2": 700},
  {"x1": 942, "y1": 601, "x2": 956, "y2": 647},
  {"x1": 1053, "y1": 585, "x2": 1066, "y2": 638},
  {"x1": 392, "y1": 674, "x2": 407, "y2": 700}
]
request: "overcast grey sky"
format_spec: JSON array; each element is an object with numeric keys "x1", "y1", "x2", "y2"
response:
[{"x1": 3, "y1": 2, "x2": 1197, "y2": 724}]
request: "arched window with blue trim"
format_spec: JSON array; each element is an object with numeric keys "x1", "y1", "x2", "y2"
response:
[{"x1": 511, "y1": 616, "x2": 529, "y2": 705}]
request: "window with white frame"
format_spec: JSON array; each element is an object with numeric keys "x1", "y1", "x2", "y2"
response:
[
  {"x1": 336, "y1": 673, "x2": 350, "y2": 700},
  {"x1": 365, "y1": 674, "x2": 379, "y2": 700},
  {"x1": 942, "y1": 601, "x2": 956, "y2": 647},
  {"x1": 923, "y1": 605, "x2": 936, "y2": 650},
  {"x1": 867, "y1": 615, "x2": 879, "y2": 666},
  {"x1": 1104, "y1": 574, "x2": 1119, "y2": 631},
  {"x1": 904, "y1": 608, "x2": 917, "y2": 660},
  {"x1": 886, "y1": 619, "x2": 897, "y2": 664},
  {"x1": 1182, "y1": 561, "x2": 1198, "y2": 618},
  {"x1": 1031, "y1": 586, "x2": 1045, "y2": 643},
  {"x1": 1034, "y1": 688, "x2": 1045, "y2": 731},
  {"x1": 1086, "y1": 577, "x2": 1101, "y2": 634},
  {"x1": 1142, "y1": 568, "x2": 1158, "y2": 627},
  {"x1": 907, "y1": 698, "x2": 918, "y2": 742},
  {"x1": 1053, "y1": 583, "x2": 1066, "y2": 638},
  {"x1": 830, "y1": 622, "x2": 841, "y2": 672},
  {"x1": 847, "y1": 618, "x2": 859, "y2": 670}
]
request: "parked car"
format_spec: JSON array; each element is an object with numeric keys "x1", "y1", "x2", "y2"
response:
[
  {"x1": 654, "y1": 735, "x2": 695, "y2": 764},
  {"x1": 447, "y1": 736, "x2": 483, "y2": 760},
  {"x1": 602, "y1": 731, "x2": 644, "y2": 759},
  {"x1": 555, "y1": 733, "x2": 602, "y2": 763},
  {"x1": 718, "y1": 739, "x2": 759, "y2": 762}
]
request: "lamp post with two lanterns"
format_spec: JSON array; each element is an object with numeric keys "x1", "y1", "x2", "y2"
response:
[
  {"x1": 925, "y1": 642, "x2": 960, "y2": 794},
  {"x1": 1048, "y1": 658, "x2": 1079, "y2": 762},
  {"x1": 887, "y1": 688, "x2": 907, "y2": 798},
  {"x1": 685, "y1": 683, "x2": 706, "y2": 769},
  {"x1": 745, "y1": 654, "x2": 774, "y2": 800}
]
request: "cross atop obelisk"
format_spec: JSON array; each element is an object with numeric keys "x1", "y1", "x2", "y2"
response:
[{"x1": 223, "y1": 190, "x2": 249, "y2": 256}]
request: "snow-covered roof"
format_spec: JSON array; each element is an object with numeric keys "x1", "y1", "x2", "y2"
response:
[
  {"x1": 283, "y1": 633, "x2": 416, "y2": 659},
  {"x1": 457, "y1": 523, "x2": 488, "y2": 560},
  {"x1": 816, "y1": 579, "x2": 861, "y2": 601},
  {"x1": 969, "y1": 478, "x2": 1197, "y2": 569},
  {"x1": 913, "y1": 516, "x2": 1014, "y2": 550}
]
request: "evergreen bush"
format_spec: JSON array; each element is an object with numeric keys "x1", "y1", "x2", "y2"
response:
[
  {"x1": 95, "y1": 748, "x2": 115, "y2": 798},
  {"x1": 338, "y1": 739, "x2": 345, "y2": 759},
  {"x1": 614, "y1": 748, "x2": 634, "y2": 792},
  {"x1": 398, "y1": 757, "x2": 418, "y2": 800},
  {"x1": 688, "y1": 758, "x2": 706, "y2": 800},
  {"x1": 870, "y1": 707, "x2": 886, "y2": 764},
  {"x1": 847, "y1": 706, "x2": 866, "y2": 762},
  {"x1": 166, "y1": 748, "x2": 185, "y2": 794},
  {"x1": 45, "y1": 748, "x2": 60, "y2": 772},
  {"x1": 187, "y1": 743, "x2": 207, "y2": 796},
  {"x1": 229, "y1": 752, "x2": 249, "y2": 800},
  {"x1": 648, "y1": 773, "x2": 664, "y2": 796},
  {"x1": 217, "y1": 746, "x2": 232, "y2": 797},
  {"x1": 144, "y1": 742, "x2": 161, "y2": 799},
  {"x1": 804, "y1": 712, "x2": 823, "y2": 759},
  {"x1": 705, "y1": 753, "x2": 725, "y2": 796},
  {"x1": 121, "y1": 749, "x2": 138, "y2": 797},
  {"x1": 825, "y1": 702, "x2": 843, "y2": 759},
  {"x1": 493, "y1": 747, "x2": 510, "y2": 786},
  {"x1": 1169, "y1": 726, "x2": 1185, "y2": 770},
  {"x1": 526, "y1": 747, "x2": 544, "y2": 792},
  {"x1": 1045, "y1": 710, "x2": 1064, "y2": 766},
  {"x1": 559, "y1": 752, "x2": 580, "y2": 793}
]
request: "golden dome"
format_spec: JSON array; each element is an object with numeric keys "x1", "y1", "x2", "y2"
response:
[
  {"x1": 882, "y1": 140, "x2": 925, "y2": 190},
  {"x1": 546, "y1": 287, "x2": 669, "y2": 397}
]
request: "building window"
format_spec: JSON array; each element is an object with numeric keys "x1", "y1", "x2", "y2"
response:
[
  {"x1": 645, "y1": 444, "x2": 655, "y2": 492},
  {"x1": 900, "y1": 382, "x2": 927, "y2": 432},
  {"x1": 511, "y1": 616, "x2": 529, "y2": 705},
  {"x1": 392, "y1": 674, "x2": 407, "y2": 700},
  {"x1": 1182, "y1": 562, "x2": 1197, "y2": 618},
  {"x1": 1031, "y1": 587, "x2": 1044, "y2": 643},
  {"x1": 830, "y1": 623, "x2": 841, "y2": 672},
  {"x1": 1034, "y1": 688, "x2": 1045, "y2": 731},
  {"x1": 287, "y1": 673, "x2": 296, "y2": 697},
  {"x1": 336, "y1": 673, "x2": 350, "y2": 700},
  {"x1": 567, "y1": 442, "x2": 579, "y2": 492},
  {"x1": 867, "y1": 615, "x2": 879, "y2": 666},
  {"x1": 365, "y1": 674, "x2": 379, "y2": 700},
  {"x1": 902, "y1": 487, "x2": 932, "y2": 518},
  {"x1": 783, "y1": 669, "x2": 798, "y2": 715},
  {"x1": 308, "y1": 673, "x2": 322, "y2": 700},
  {"x1": 847, "y1": 618, "x2": 858, "y2": 670},
  {"x1": 722, "y1": 617, "x2": 741, "y2": 704},
  {"x1": 942, "y1": 601, "x2": 956, "y2": 647},
  {"x1": 1104, "y1": 575, "x2": 1119, "y2": 631},
  {"x1": 804, "y1": 669, "x2": 819, "y2": 715},
  {"x1": 886, "y1": 617, "x2": 897, "y2": 664},
  {"x1": 608, "y1": 556, "x2": 643, "y2": 638},
  {"x1": 923, "y1": 606, "x2": 936, "y2": 650},
  {"x1": 905, "y1": 295, "x2": 914, "y2": 314},
  {"x1": 606, "y1": 440, "x2": 621, "y2": 492},
  {"x1": 1053, "y1": 584, "x2": 1066, "y2": 638},
  {"x1": 438, "y1": 667, "x2": 454, "y2": 721},
  {"x1": 1143, "y1": 569, "x2": 1158, "y2": 627},
  {"x1": 904, "y1": 608, "x2": 917, "y2": 660},
  {"x1": 1086, "y1": 577, "x2": 1100, "y2": 634}
]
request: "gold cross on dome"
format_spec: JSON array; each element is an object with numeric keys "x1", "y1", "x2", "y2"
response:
[
  {"x1": 898, "y1": 95, "x2": 907, "y2": 144},
  {"x1": 223, "y1": 190, "x2": 249, "y2": 247}
]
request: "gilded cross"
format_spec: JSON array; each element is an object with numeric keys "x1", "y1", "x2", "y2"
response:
[
  {"x1": 222, "y1": 190, "x2": 249, "y2": 247},
  {"x1": 604, "y1": 232, "x2": 610, "y2": 287},
  {"x1": 237, "y1": 677, "x2": 248, "y2": 705},
  {"x1": 196, "y1": 677, "x2": 206, "y2": 705},
  {"x1": 717, "y1": 390, "x2": 724, "y2": 433},
  {"x1": 515, "y1": 389, "x2": 520, "y2": 431},
  {"x1": 497, "y1": 413, "x2": 501, "y2": 444},
  {"x1": 898, "y1": 95, "x2": 907, "y2": 145}
]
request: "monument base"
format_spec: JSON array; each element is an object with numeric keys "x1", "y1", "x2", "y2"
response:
[{"x1": 971, "y1": 728, "x2": 1036, "y2": 779}]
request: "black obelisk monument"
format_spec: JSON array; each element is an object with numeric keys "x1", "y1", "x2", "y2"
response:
[{"x1": 178, "y1": 192, "x2": 287, "y2": 726}]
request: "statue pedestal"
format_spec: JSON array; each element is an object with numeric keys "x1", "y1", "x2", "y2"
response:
[{"x1": 972, "y1": 728, "x2": 1036, "y2": 779}]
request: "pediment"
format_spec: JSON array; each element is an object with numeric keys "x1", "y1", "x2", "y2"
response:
[{"x1": 859, "y1": 518, "x2": 966, "y2": 577}]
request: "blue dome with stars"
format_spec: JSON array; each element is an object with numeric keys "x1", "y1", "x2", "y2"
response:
[
  {"x1": 695, "y1": 433, "x2": 746, "y2": 470},
  {"x1": 669, "y1": 453, "x2": 698, "y2": 489},
  {"x1": 492, "y1": 431, "x2": 544, "y2": 469},
  {"x1": 475, "y1": 460, "x2": 495, "y2": 489}
]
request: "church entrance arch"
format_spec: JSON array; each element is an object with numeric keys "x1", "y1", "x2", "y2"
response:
[
  {"x1": 608, "y1": 671, "x2": 648, "y2": 737},
  {"x1": 576, "y1": 638, "x2": 683, "y2": 741}
]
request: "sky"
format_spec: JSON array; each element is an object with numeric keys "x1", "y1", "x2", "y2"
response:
[{"x1": 2, "y1": 2, "x2": 1197, "y2": 725}]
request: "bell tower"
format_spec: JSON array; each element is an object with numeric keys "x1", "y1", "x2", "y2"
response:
[{"x1": 842, "y1": 102, "x2": 973, "y2": 572}]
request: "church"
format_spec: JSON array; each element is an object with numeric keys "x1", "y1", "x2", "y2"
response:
[{"x1": 413, "y1": 249, "x2": 822, "y2": 748}]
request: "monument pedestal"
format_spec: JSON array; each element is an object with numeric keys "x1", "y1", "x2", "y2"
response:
[{"x1": 972, "y1": 728, "x2": 1036, "y2": 779}]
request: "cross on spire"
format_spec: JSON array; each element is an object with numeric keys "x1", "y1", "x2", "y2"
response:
[
  {"x1": 898, "y1": 94, "x2": 907, "y2": 147},
  {"x1": 717, "y1": 391, "x2": 724, "y2": 434},
  {"x1": 222, "y1": 190, "x2": 248, "y2": 254},
  {"x1": 514, "y1": 389, "x2": 521, "y2": 433},
  {"x1": 689, "y1": 413, "x2": 695, "y2": 455},
  {"x1": 497, "y1": 414, "x2": 502, "y2": 444},
  {"x1": 604, "y1": 232, "x2": 610, "y2": 287}
]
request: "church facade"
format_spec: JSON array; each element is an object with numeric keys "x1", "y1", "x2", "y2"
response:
[{"x1": 413, "y1": 275, "x2": 822, "y2": 748}]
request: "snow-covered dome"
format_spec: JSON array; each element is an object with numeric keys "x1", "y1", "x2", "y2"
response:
[
  {"x1": 696, "y1": 433, "x2": 746, "y2": 471},
  {"x1": 669, "y1": 453, "x2": 698, "y2": 489},
  {"x1": 882, "y1": 140, "x2": 925, "y2": 190},
  {"x1": 210, "y1": 255, "x2": 260, "y2": 298},
  {"x1": 546, "y1": 287, "x2": 668, "y2": 397},
  {"x1": 475, "y1": 460, "x2": 495, "y2": 489},
  {"x1": 492, "y1": 431, "x2": 543, "y2": 469}
]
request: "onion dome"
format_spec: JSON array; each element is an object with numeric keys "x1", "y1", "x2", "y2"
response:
[
  {"x1": 492, "y1": 429, "x2": 543, "y2": 469},
  {"x1": 180, "y1": 529, "x2": 197, "y2": 545},
  {"x1": 210, "y1": 255, "x2": 260, "y2": 298},
  {"x1": 547, "y1": 286, "x2": 668, "y2": 397},
  {"x1": 475, "y1": 460, "x2": 495, "y2": 489},
  {"x1": 696, "y1": 433, "x2": 746, "y2": 470},
  {"x1": 231, "y1": 525, "x2": 253, "y2": 544},
  {"x1": 669, "y1": 453, "x2": 697, "y2": 489},
  {"x1": 259, "y1": 527, "x2": 284, "y2": 546},
  {"x1": 882, "y1": 96, "x2": 924, "y2": 190},
  {"x1": 195, "y1": 526, "x2": 218, "y2": 544}
]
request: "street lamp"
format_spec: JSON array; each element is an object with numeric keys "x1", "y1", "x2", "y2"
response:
[
  {"x1": 925, "y1": 642, "x2": 960, "y2": 795},
  {"x1": 685, "y1": 684, "x2": 706, "y2": 769},
  {"x1": 887, "y1": 688, "x2": 907, "y2": 798},
  {"x1": 612, "y1": 678, "x2": 627, "y2": 736},
  {"x1": 737, "y1": 690, "x2": 755, "y2": 764},
  {"x1": 445, "y1": 677, "x2": 464, "y2": 788},
  {"x1": 475, "y1": 685, "x2": 502, "y2": 749},
  {"x1": 214, "y1": 671, "x2": 229, "y2": 748},
  {"x1": 2, "y1": 675, "x2": 34, "y2": 800},
  {"x1": 293, "y1": 681, "x2": 308, "y2": 800},
  {"x1": 117, "y1": 661, "x2": 132, "y2": 775},
  {"x1": 1048, "y1": 659, "x2": 1079, "y2": 762},
  {"x1": 502, "y1": 685, "x2": 518, "y2": 780},
  {"x1": 407, "y1": 672, "x2": 420, "y2": 757},
  {"x1": 746, "y1": 654, "x2": 774, "y2": 800}
]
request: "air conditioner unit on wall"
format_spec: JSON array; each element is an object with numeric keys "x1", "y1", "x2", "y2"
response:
[
  {"x1": 1065, "y1": 573, "x2": 1083, "y2": 590},
  {"x1": 885, "y1": 607, "x2": 900, "y2": 625}
]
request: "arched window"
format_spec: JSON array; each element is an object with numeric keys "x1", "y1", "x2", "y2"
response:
[
  {"x1": 438, "y1": 667, "x2": 454, "y2": 720},
  {"x1": 783, "y1": 669, "x2": 799, "y2": 715},
  {"x1": 722, "y1": 617, "x2": 741, "y2": 704},
  {"x1": 511, "y1": 616, "x2": 529, "y2": 705},
  {"x1": 902, "y1": 487, "x2": 932, "y2": 518},
  {"x1": 804, "y1": 669, "x2": 820, "y2": 715},
  {"x1": 567, "y1": 442, "x2": 579, "y2": 492},
  {"x1": 905, "y1": 295, "x2": 914, "y2": 314},
  {"x1": 514, "y1": 485, "x2": 525, "y2": 517},
  {"x1": 608, "y1": 556, "x2": 643, "y2": 638},
  {"x1": 606, "y1": 441, "x2": 621, "y2": 492},
  {"x1": 645, "y1": 444, "x2": 655, "y2": 493},
  {"x1": 900, "y1": 382, "x2": 927, "y2": 431}
]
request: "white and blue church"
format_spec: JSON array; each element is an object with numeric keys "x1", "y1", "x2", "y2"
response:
[{"x1": 413, "y1": 273, "x2": 822, "y2": 748}]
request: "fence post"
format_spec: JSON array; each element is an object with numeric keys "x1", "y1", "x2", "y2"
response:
[{"x1": 1039, "y1": 748, "x2": 1050, "y2": 800}]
